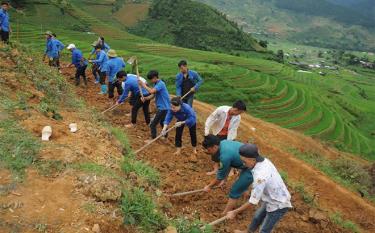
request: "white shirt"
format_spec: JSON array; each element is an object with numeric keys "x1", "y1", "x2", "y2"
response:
[
  {"x1": 204, "y1": 106, "x2": 241, "y2": 140},
  {"x1": 121, "y1": 74, "x2": 147, "y2": 90},
  {"x1": 249, "y1": 158, "x2": 292, "y2": 212}
]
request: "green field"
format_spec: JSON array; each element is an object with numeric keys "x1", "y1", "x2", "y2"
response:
[{"x1": 10, "y1": 1, "x2": 375, "y2": 160}]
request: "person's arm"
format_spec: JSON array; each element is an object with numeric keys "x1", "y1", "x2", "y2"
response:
[
  {"x1": 226, "y1": 202, "x2": 252, "y2": 219},
  {"x1": 139, "y1": 80, "x2": 157, "y2": 94},
  {"x1": 185, "y1": 105, "x2": 196, "y2": 127},
  {"x1": 205, "y1": 108, "x2": 220, "y2": 136},
  {"x1": 192, "y1": 71, "x2": 203, "y2": 91},
  {"x1": 118, "y1": 82, "x2": 131, "y2": 103},
  {"x1": 163, "y1": 110, "x2": 173, "y2": 127},
  {"x1": 91, "y1": 52, "x2": 103, "y2": 63},
  {"x1": 248, "y1": 177, "x2": 266, "y2": 206},
  {"x1": 175, "y1": 74, "x2": 182, "y2": 96},
  {"x1": 227, "y1": 116, "x2": 241, "y2": 140}
]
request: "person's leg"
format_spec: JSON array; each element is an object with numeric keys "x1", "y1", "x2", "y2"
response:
[
  {"x1": 150, "y1": 110, "x2": 163, "y2": 139},
  {"x1": 258, "y1": 208, "x2": 289, "y2": 233},
  {"x1": 189, "y1": 124, "x2": 197, "y2": 154},
  {"x1": 142, "y1": 99, "x2": 151, "y2": 125},
  {"x1": 99, "y1": 71, "x2": 107, "y2": 94},
  {"x1": 81, "y1": 66, "x2": 88, "y2": 86},
  {"x1": 1, "y1": 31, "x2": 9, "y2": 44},
  {"x1": 175, "y1": 124, "x2": 184, "y2": 155},
  {"x1": 92, "y1": 65, "x2": 99, "y2": 83},
  {"x1": 248, "y1": 203, "x2": 268, "y2": 233},
  {"x1": 159, "y1": 110, "x2": 168, "y2": 137},
  {"x1": 75, "y1": 67, "x2": 80, "y2": 86},
  {"x1": 108, "y1": 82, "x2": 115, "y2": 100},
  {"x1": 116, "y1": 81, "x2": 123, "y2": 96},
  {"x1": 131, "y1": 96, "x2": 143, "y2": 125},
  {"x1": 225, "y1": 169, "x2": 254, "y2": 214}
]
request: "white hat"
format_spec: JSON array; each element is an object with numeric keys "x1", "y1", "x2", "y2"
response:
[
  {"x1": 69, "y1": 123, "x2": 78, "y2": 133},
  {"x1": 67, "y1": 44, "x2": 76, "y2": 50},
  {"x1": 42, "y1": 126, "x2": 52, "y2": 141}
]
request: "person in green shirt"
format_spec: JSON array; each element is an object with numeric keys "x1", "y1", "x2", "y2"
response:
[{"x1": 202, "y1": 135, "x2": 254, "y2": 214}]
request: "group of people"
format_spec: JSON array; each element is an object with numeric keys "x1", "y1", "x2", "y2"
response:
[{"x1": 37, "y1": 17, "x2": 294, "y2": 231}]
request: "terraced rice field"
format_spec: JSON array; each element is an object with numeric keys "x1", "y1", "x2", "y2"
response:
[{"x1": 11, "y1": 0, "x2": 375, "y2": 160}]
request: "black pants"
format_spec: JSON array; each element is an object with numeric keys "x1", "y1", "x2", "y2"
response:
[
  {"x1": 75, "y1": 65, "x2": 88, "y2": 86},
  {"x1": 150, "y1": 110, "x2": 168, "y2": 139},
  {"x1": 131, "y1": 95, "x2": 150, "y2": 124},
  {"x1": 48, "y1": 57, "x2": 58, "y2": 68},
  {"x1": 108, "y1": 80, "x2": 123, "y2": 98},
  {"x1": 99, "y1": 71, "x2": 106, "y2": 85},
  {"x1": 92, "y1": 64, "x2": 99, "y2": 81},
  {"x1": 0, "y1": 31, "x2": 9, "y2": 44},
  {"x1": 175, "y1": 123, "x2": 197, "y2": 148}
]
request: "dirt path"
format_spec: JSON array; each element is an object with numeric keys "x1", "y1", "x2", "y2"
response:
[{"x1": 64, "y1": 67, "x2": 375, "y2": 233}]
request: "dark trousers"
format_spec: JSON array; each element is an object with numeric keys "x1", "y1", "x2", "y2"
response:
[
  {"x1": 183, "y1": 94, "x2": 194, "y2": 107},
  {"x1": 99, "y1": 71, "x2": 106, "y2": 85},
  {"x1": 175, "y1": 123, "x2": 197, "y2": 148},
  {"x1": 0, "y1": 31, "x2": 9, "y2": 44},
  {"x1": 131, "y1": 95, "x2": 150, "y2": 124},
  {"x1": 150, "y1": 110, "x2": 168, "y2": 139},
  {"x1": 48, "y1": 57, "x2": 58, "y2": 68},
  {"x1": 108, "y1": 80, "x2": 123, "y2": 98},
  {"x1": 92, "y1": 64, "x2": 99, "y2": 81},
  {"x1": 75, "y1": 65, "x2": 88, "y2": 86}
]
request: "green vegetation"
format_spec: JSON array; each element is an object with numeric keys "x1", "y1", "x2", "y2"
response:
[
  {"x1": 130, "y1": 0, "x2": 264, "y2": 53},
  {"x1": 197, "y1": 0, "x2": 375, "y2": 52},
  {"x1": 330, "y1": 212, "x2": 361, "y2": 233}
]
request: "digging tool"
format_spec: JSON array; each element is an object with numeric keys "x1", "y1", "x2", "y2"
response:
[
  {"x1": 101, "y1": 102, "x2": 124, "y2": 114},
  {"x1": 167, "y1": 188, "x2": 205, "y2": 197},
  {"x1": 181, "y1": 89, "x2": 194, "y2": 100},
  {"x1": 134, "y1": 124, "x2": 180, "y2": 154},
  {"x1": 200, "y1": 216, "x2": 228, "y2": 230},
  {"x1": 134, "y1": 59, "x2": 145, "y2": 98},
  {"x1": 126, "y1": 56, "x2": 137, "y2": 65}
]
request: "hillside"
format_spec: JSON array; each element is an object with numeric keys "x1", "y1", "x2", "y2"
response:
[
  {"x1": 2, "y1": 1, "x2": 375, "y2": 232},
  {"x1": 129, "y1": 0, "x2": 264, "y2": 52},
  {"x1": 197, "y1": 0, "x2": 375, "y2": 52}
]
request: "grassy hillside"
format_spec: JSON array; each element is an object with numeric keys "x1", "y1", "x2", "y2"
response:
[
  {"x1": 129, "y1": 0, "x2": 264, "y2": 53},
  {"x1": 9, "y1": 0, "x2": 375, "y2": 160},
  {"x1": 197, "y1": 0, "x2": 375, "y2": 52}
]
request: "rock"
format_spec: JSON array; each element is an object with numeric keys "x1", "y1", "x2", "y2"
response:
[
  {"x1": 92, "y1": 224, "x2": 101, "y2": 233},
  {"x1": 308, "y1": 209, "x2": 327, "y2": 224},
  {"x1": 164, "y1": 226, "x2": 177, "y2": 233}
]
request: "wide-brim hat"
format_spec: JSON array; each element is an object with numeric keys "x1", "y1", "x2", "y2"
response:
[
  {"x1": 69, "y1": 123, "x2": 78, "y2": 133},
  {"x1": 45, "y1": 31, "x2": 53, "y2": 36},
  {"x1": 67, "y1": 44, "x2": 76, "y2": 50},
  {"x1": 42, "y1": 126, "x2": 52, "y2": 141},
  {"x1": 107, "y1": 49, "x2": 118, "y2": 58},
  {"x1": 91, "y1": 41, "x2": 98, "y2": 47}
]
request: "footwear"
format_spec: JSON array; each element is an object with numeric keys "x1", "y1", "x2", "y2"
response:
[
  {"x1": 125, "y1": 124, "x2": 135, "y2": 128},
  {"x1": 94, "y1": 81, "x2": 99, "y2": 84},
  {"x1": 98, "y1": 84, "x2": 107, "y2": 94},
  {"x1": 174, "y1": 148, "x2": 181, "y2": 155}
]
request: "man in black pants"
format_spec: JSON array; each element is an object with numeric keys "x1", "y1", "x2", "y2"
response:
[
  {"x1": 138, "y1": 70, "x2": 171, "y2": 141},
  {"x1": 117, "y1": 72, "x2": 152, "y2": 128},
  {"x1": 66, "y1": 44, "x2": 88, "y2": 86},
  {"x1": 0, "y1": 1, "x2": 11, "y2": 44}
]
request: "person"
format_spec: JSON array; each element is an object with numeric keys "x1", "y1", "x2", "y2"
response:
[
  {"x1": 101, "y1": 49, "x2": 125, "y2": 104},
  {"x1": 66, "y1": 44, "x2": 88, "y2": 86},
  {"x1": 118, "y1": 71, "x2": 152, "y2": 128},
  {"x1": 226, "y1": 144, "x2": 292, "y2": 233},
  {"x1": 205, "y1": 100, "x2": 247, "y2": 175},
  {"x1": 43, "y1": 31, "x2": 59, "y2": 68},
  {"x1": 202, "y1": 135, "x2": 253, "y2": 214},
  {"x1": 139, "y1": 70, "x2": 171, "y2": 141},
  {"x1": 88, "y1": 41, "x2": 100, "y2": 83},
  {"x1": 89, "y1": 45, "x2": 108, "y2": 94},
  {"x1": 97, "y1": 37, "x2": 110, "y2": 52},
  {"x1": 176, "y1": 60, "x2": 203, "y2": 107},
  {"x1": 0, "y1": 1, "x2": 11, "y2": 44},
  {"x1": 52, "y1": 33, "x2": 65, "y2": 72},
  {"x1": 163, "y1": 97, "x2": 197, "y2": 156}
]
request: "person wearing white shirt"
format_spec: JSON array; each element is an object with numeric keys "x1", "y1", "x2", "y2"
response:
[
  {"x1": 226, "y1": 144, "x2": 292, "y2": 233},
  {"x1": 205, "y1": 100, "x2": 247, "y2": 175}
]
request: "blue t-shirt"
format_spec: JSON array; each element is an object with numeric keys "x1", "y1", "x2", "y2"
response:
[
  {"x1": 45, "y1": 38, "x2": 59, "y2": 59},
  {"x1": 101, "y1": 57, "x2": 126, "y2": 83},
  {"x1": 118, "y1": 74, "x2": 149, "y2": 103},
  {"x1": 92, "y1": 50, "x2": 108, "y2": 70},
  {"x1": 54, "y1": 39, "x2": 65, "y2": 52},
  {"x1": 176, "y1": 70, "x2": 203, "y2": 96},
  {"x1": 216, "y1": 140, "x2": 246, "y2": 180},
  {"x1": 154, "y1": 80, "x2": 170, "y2": 110},
  {"x1": 0, "y1": 9, "x2": 9, "y2": 32},
  {"x1": 164, "y1": 103, "x2": 196, "y2": 127},
  {"x1": 71, "y1": 49, "x2": 88, "y2": 68}
]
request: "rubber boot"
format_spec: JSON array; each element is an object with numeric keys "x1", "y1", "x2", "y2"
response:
[
  {"x1": 95, "y1": 75, "x2": 100, "y2": 84},
  {"x1": 98, "y1": 84, "x2": 107, "y2": 95}
]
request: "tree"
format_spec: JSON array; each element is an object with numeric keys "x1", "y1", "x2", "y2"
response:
[{"x1": 259, "y1": 40, "x2": 268, "y2": 48}]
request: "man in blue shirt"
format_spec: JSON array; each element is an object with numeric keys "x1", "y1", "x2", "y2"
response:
[
  {"x1": 66, "y1": 44, "x2": 88, "y2": 86},
  {"x1": 89, "y1": 45, "x2": 108, "y2": 94},
  {"x1": 163, "y1": 97, "x2": 197, "y2": 156},
  {"x1": 0, "y1": 1, "x2": 11, "y2": 44},
  {"x1": 101, "y1": 49, "x2": 125, "y2": 104},
  {"x1": 43, "y1": 31, "x2": 59, "y2": 68},
  {"x1": 117, "y1": 71, "x2": 152, "y2": 128},
  {"x1": 176, "y1": 60, "x2": 203, "y2": 107},
  {"x1": 52, "y1": 33, "x2": 65, "y2": 72},
  {"x1": 139, "y1": 70, "x2": 171, "y2": 141},
  {"x1": 202, "y1": 135, "x2": 254, "y2": 214}
]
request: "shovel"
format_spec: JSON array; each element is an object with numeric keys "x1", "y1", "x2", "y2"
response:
[
  {"x1": 167, "y1": 188, "x2": 206, "y2": 197},
  {"x1": 200, "y1": 216, "x2": 228, "y2": 230},
  {"x1": 181, "y1": 89, "x2": 193, "y2": 100},
  {"x1": 101, "y1": 101, "x2": 125, "y2": 114}
]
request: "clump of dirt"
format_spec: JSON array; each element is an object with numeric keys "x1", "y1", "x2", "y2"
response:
[{"x1": 76, "y1": 175, "x2": 122, "y2": 202}]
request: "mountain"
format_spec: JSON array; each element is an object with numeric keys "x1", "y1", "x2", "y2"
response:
[
  {"x1": 197, "y1": 0, "x2": 375, "y2": 52},
  {"x1": 129, "y1": 0, "x2": 264, "y2": 52}
]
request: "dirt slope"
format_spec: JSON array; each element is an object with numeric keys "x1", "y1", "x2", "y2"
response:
[{"x1": 62, "y1": 66, "x2": 375, "y2": 233}]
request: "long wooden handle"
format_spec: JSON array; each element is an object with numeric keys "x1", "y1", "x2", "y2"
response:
[
  {"x1": 134, "y1": 124, "x2": 179, "y2": 154},
  {"x1": 169, "y1": 189, "x2": 205, "y2": 197},
  {"x1": 101, "y1": 103, "x2": 123, "y2": 114},
  {"x1": 135, "y1": 59, "x2": 144, "y2": 98},
  {"x1": 200, "y1": 216, "x2": 228, "y2": 230},
  {"x1": 181, "y1": 89, "x2": 193, "y2": 100}
]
